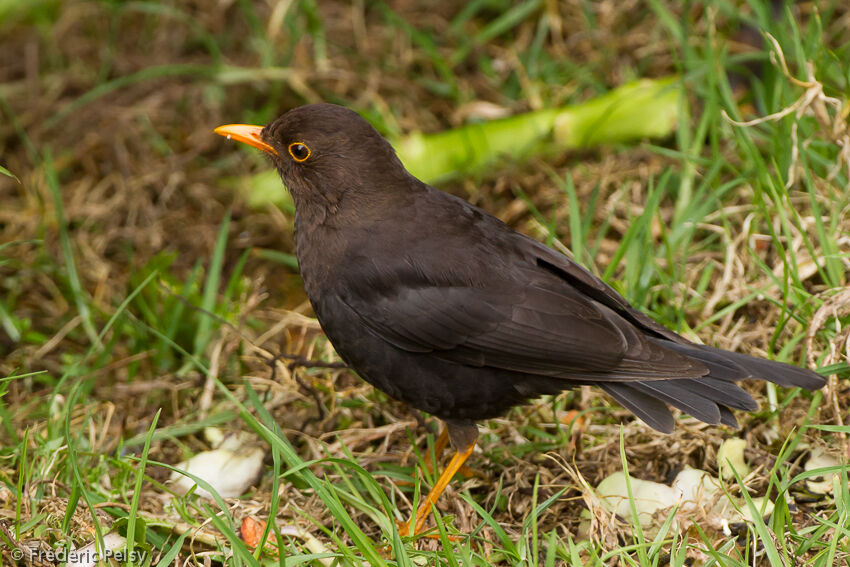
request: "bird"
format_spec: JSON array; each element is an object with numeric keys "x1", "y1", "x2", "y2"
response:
[{"x1": 215, "y1": 103, "x2": 825, "y2": 535}]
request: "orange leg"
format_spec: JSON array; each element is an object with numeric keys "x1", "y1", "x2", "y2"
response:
[{"x1": 399, "y1": 441, "x2": 475, "y2": 536}]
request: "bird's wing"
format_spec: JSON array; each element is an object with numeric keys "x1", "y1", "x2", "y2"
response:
[
  {"x1": 521, "y1": 235, "x2": 690, "y2": 344},
  {"x1": 340, "y1": 258, "x2": 706, "y2": 380}
]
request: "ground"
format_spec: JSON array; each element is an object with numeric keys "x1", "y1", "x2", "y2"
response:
[{"x1": 1, "y1": 1, "x2": 849, "y2": 566}]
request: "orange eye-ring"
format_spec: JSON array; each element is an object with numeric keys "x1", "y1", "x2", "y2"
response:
[{"x1": 288, "y1": 142, "x2": 311, "y2": 162}]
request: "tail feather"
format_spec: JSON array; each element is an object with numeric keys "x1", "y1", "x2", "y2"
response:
[
  {"x1": 660, "y1": 341, "x2": 751, "y2": 382},
  {"x1": 687, "y1": 376, "x2": 759, "y2": 411},
  {"x1": 664, "y1": 342, "x2": 825, "y2": 390},
  {"x1": 598, "y1": 342, "x2": 824, "y2": 433},
  {"x1": 599, "y1": 383, "x2": 675, "y2": 433},
  {"x1": 718, "y1": 406, "x2": 739, "y2": 428},
  {"x1": 632, "y1": 381, "x2": 722, "y2": 425},
  {"x1": 705, "y1": 347, "x2": 825, "y2": 389}
]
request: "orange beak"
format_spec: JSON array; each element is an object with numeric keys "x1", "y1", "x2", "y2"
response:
[{"x1": 214, "y1": 124, "x2": 278, "y2": 156}]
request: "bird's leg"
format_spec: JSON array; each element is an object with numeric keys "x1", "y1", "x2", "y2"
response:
[
  {"x1": 401, "y1": 444, "x2": 474, "y2": 536},
  {"x1": 422, "y1": 426, "x2": 483, "y2": 480},
  {"x1": 400, "y1": 423, "x2": 478, "y2": 536}
]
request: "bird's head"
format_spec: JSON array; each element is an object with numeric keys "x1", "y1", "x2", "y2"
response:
[{"x1": 215, "y1": 103, "x2": 411, "y2": 210}]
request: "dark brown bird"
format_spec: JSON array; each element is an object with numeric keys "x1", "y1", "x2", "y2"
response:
[{"x1": 215, "y1": 103, "x2": 824, "y2": 535}]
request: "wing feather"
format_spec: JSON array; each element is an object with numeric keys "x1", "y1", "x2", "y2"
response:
[{"x1": 342, "y1": 261, "x2": 706, "y2": 380}]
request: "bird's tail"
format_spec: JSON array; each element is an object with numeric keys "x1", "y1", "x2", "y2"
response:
[{"x1": 599, "y1": 342, "x2": 824, "y2": 433}]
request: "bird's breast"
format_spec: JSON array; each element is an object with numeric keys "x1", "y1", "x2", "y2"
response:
[{"x1": 293, "y1": 213, "x2": 342, "y2": 301}]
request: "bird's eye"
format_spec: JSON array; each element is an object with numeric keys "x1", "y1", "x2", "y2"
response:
[{"x1": 288, "y1": 142, "x2": 311, "y2": 162}]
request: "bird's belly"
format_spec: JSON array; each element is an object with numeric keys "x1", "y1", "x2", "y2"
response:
[{"x1": 310, "y1": 295, "x2": 543, "y2": 421}]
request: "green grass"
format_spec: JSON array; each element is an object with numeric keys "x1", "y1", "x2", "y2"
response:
[{"x1": 1, "y1": 0, "x2": 848, "y2": 566}]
